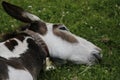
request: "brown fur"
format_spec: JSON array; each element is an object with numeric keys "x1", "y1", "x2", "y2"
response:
[
  {"x1": 53, "y1": 25, "x2": 78, "y2": 43},
  {"x1": 38, "y1": 22, "x2": 47, "y2": 35},
  {"x1": 0, "y1": 33, "x2": 46, "y2": 80},
  {"x1": 28, "y1": 21, "x2": 47, "y2": 35},
  {"x1": 4, "y1": 39, "x2": 18, "y2": 51},
  {"x1": 0, "y1": 57, "x2": 9, "y2": 80}
]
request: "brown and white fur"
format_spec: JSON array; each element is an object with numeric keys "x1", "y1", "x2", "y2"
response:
[
  {"x1": 1, "y1": 1, "x2": 102, "y2": 65},
  {"x1": 0, "y1": 2, "x2": 102, "y2": 80},
  {"x1": 0, "y1": 1, "x2": 54, "y2": 80}
]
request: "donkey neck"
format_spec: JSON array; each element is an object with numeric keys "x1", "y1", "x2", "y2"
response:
[
  {"x1": 23, "y1": 29, "x2": 49, "y2": 57},
  {"x1": 0, "y1": 33, "x2": 45, "y2": 79}
]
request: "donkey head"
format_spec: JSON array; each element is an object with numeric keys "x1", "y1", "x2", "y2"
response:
[{"x1": 2, "y1": 1, "x2": 102, "y2": 65}]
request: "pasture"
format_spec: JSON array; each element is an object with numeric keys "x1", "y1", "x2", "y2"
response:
[{"x1": 0, "y1": 0, "x2": 120, "y2": 80}]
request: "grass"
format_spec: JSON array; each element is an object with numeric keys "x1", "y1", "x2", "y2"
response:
[{"x1": 0, "y1": 0, "x2": 120, "y2": 80}]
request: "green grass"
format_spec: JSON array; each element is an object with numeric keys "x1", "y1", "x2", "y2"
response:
[{"x1": 0, "y1": 0, "x2": 120, "y2": 80}]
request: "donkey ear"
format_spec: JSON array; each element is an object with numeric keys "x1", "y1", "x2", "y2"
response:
[{"x1": 2, "y1": 1, "x2": 40, "y2": 23}]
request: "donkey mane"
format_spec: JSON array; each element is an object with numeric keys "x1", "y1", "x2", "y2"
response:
[{"x1": 2, "y1": 31, "x2": 29, "y2": 41}]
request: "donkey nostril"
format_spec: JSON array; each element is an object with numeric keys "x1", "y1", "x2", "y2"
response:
[{"x1": 92, "y1": 53, "x2": 102, "y2": 63}]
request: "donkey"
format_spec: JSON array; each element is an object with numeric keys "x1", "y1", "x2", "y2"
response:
[
  {"x1": 1, "y1": 1, "x2": 102, "y2": 67},
  {"x1": 0, "y1": 1, "x2": 54, "y2": 80}
]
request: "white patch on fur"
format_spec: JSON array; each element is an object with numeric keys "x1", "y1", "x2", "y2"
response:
[
  {"x1": 40, "y1": 23, "x2": 101, "y2": 64},
  {"x1": 8, "y1": 66, "x2": 33, "y2": 80},
  {"x1": 0, "y1": 37, "x2": 31, "y2": 59},
  {"x1": 24, "y1": 12, "x2": 41, "y2": 21},
  {"x1": 45, "y1": 57, "x2": 55, "y2": 71}
]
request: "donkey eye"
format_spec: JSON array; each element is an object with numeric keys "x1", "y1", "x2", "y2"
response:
[{"x1": 59, "y1": 27, "x2": 67, "y2": 30}]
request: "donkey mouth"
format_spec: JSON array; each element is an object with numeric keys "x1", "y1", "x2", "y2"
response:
[{"x1": 92, "y1": 52, "x2": 102, "y2": 63}]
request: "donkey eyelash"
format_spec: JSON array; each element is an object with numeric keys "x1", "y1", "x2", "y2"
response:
[{"x1": 59, "y1": 27, "x2": 67, "y2": 30}]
